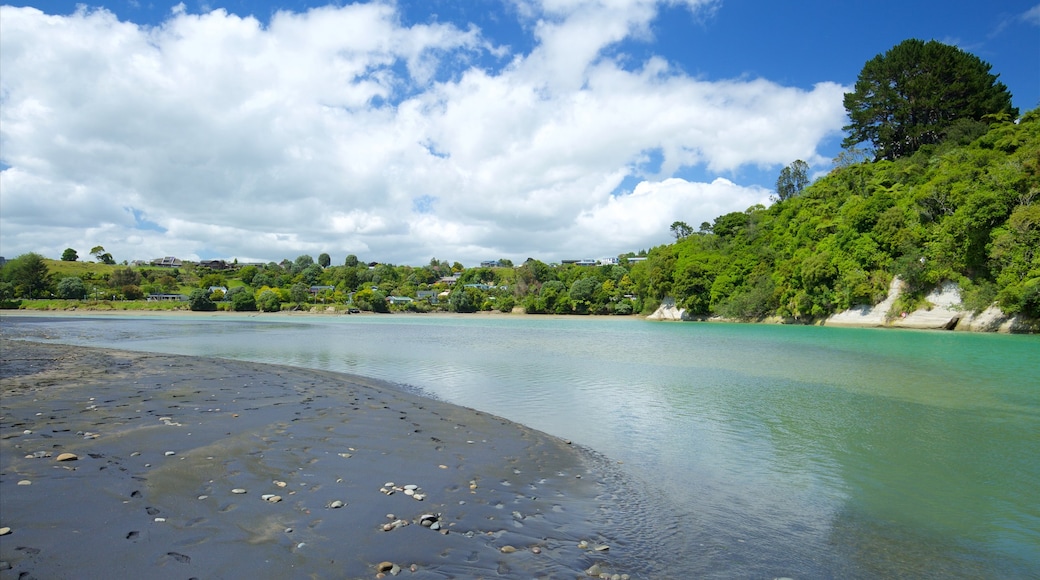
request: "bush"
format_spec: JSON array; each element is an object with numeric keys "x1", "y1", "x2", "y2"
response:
[
  {"x1": 188, "y1": 288, "x2": 216, "y2": 311},
  {"x1": 231, "y1": 291, "x2": 257, "y2": 311},
  {"x1": 56, "y1": 277, "x2": 87, "y2": 299},
  {"x1": 257, "y1": 289, "x2": 281, "y2": 312}
]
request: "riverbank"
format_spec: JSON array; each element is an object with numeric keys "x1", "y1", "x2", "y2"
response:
[{"x1": 0, "y1": 340, "x2": 654, "y2": 579}]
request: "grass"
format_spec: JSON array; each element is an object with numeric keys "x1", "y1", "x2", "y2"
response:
[{"x1": 12, "y1": 299, "x2": 190, "y2": 312}]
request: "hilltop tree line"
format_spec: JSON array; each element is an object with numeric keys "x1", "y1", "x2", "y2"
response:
[{"x1": 2, "y1": 40, "x2": 1035, "y2": 321}]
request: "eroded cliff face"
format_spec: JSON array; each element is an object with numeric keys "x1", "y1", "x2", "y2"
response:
[
  {"x1": 826, "y1": 278, "x2": 1033, "y2": 332},
  {"x1": 650, "y1": 278, "x2": 1035, "y2": 332}
]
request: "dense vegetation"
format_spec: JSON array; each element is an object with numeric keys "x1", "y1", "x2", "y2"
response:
[
  {"x1": 634, "y1": 109, "x2": 1039, "y2": 321},
  {"x1": 2, "y1": 41, "x2": 1035, "y2": 325}
]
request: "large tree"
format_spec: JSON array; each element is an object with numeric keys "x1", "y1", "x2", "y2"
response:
[
  {"x1": 775, "y1": 160, "x2": 810, "y2": 202},
  {"x1": 6, "y1": 253, "x2": 51, "y2": 298},
  {"x1": 842, "y1": 39, "x2": 1017, "y2": 160}
]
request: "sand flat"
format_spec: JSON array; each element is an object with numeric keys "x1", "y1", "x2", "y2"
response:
[{"x1": 0, "y1": 339, "x2": 648, "y2": 579}]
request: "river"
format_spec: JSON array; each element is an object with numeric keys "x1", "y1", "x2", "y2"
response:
[{"x1": 2, "y1": 313, "x2": 1037, "y2": 578}]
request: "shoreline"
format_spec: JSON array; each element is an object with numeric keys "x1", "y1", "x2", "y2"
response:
[{"x1": 0, "y1": 339, "x2": 661, "y2": 578}]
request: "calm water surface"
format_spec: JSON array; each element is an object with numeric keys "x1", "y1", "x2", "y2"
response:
[{"x1": 3, "y1": 313, "x2": 1038, "y2": 578}]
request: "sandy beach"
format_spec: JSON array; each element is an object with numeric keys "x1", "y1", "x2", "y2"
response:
[{"x1": 0, "y1": 339, "x2": 654, "y2": 579}]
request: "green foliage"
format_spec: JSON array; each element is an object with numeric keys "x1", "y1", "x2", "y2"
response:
[
  {"x1": 230, "y1": 289, "x2": 257, "y2": 311},
  {"x1": 110, "y1": 267, "x2": 141, "y2": 289},
  {"x1": 61, "y1": 248, "x2": 79, "y2": 262},
  {"x1": 2, "y1": 253, "x2": 51, "y2": 298},
  {"x1": 56, "y1": 276, "x2": 87, "y2": 299},
  {"x1": 188, "y1": 288, "x2": 216, "y2": 311},
  {"x1": 842, "y1": 39, "x2": 1017, "y2": 160},
  {"x1": 775, "y1": 160, "x2": 810, "y2": 202},
  {"x1": 256, "y1": 289, "x2": 282, "y2": 312},
  {"x1": 626, "y1": 108, "x2": 1039, "y2": 324},
  {"x1": 318, "y1": 253, "x2": 331, "y2": 268},
  {"x1": 448, "y1": 286, "x2": 483, "y2": 313}
]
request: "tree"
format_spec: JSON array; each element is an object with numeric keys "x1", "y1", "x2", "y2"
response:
[
  {"x1": 670, "y1": 221, "x2": 694, "y2": 240},
  {"x1": 290, "y1": 282, "x2": 309, "y2": 307},
  {"x1": 90, "y1": 245, "x2": 115, "y2": 264},
  {"x1": 188, "y1": 288, "x2": 216, "y2": 311},
  {"x1": 256, "y1": 289, "x2": 282, "y2": 312},
  {"x1": 842, "y1": 39, "x2": 1017, "y2": 160},
  {"x1": 7, "y1": 253, "x2": 50, "y2": 298},
  {"x1": 775, "y1": 160, "x2": 810, "y2": 202},
  {"x1": 61, "y1": 248, "x2": 79, "y2": 262},
  {"x1": 231, "y1": 290, "x2": 257, "y2": 311},
  {"x1": 318, "y1": 253, "x2": 331, "y2": 268},
  {"x1": 56, "y1": 276, "x2": 87, "y2": 299},
  {"x1": 109, "y1": 267, "x2": 141, "y2": 288},
  {"x1": 344, "y1": 254, "x2": 360, "y2": 268}
]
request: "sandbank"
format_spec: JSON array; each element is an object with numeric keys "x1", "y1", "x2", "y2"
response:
[{"x1": 0, "y1": 339, "x2": 657, "y2": 579}]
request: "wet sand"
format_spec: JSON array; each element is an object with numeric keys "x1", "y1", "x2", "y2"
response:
[{"x1": 0, "y1": 339, "x2": 657, "y2": 579}]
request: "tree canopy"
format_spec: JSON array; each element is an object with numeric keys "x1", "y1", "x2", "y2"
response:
[{"x1": 842, "y1": 39, "x2": 1017, "y2": 161}]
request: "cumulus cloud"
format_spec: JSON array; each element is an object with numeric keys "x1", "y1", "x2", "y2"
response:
[{"x1": 0, "y1": 1, "x2": 846, "y2": 265}]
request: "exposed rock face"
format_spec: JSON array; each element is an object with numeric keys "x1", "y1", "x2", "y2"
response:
[
  {"x1": 827, "y1": 278, "x2": 1026, "y2": 332},
  {"x1": 646, "y1": 298, "x2": 685, "y2": 321}
]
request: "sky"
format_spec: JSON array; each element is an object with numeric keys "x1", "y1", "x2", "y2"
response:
[{"x1": 1, "y1": 0, "x2": 1037, "y2": 267}]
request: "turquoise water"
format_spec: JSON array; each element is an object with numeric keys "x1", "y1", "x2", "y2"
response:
[{"x1": 3, "y1": 314, "x2": 1038, "y2": 578}]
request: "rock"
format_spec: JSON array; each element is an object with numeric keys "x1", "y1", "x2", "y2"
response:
[
  {"x1": 55, "y1": 452, "x2": 78, "y2": 462},
  {"x1": 595, "y1": 544, "x2": 610, "y2": 551},
  {"x1": 17, "y1": 480, "x2": 31, "y2": 486},
  {"x1": 262, "y1": 495, "x2": 282, "y2": 503},
  {"x1": 231, "y1": 488, "x2": 247, "y2": 494},
  {"x1": 500, "y1": 545, "x2": 517, "y2": 553},
  {"x1": 164, "y1": 451, "x2": 176, "y2": 456},
  {"x1": 531, "y1": 547, "x2": 541, "y2": 554},
  {"x1": 403, "y1": 484, "x2": 418, "y2": 491},
  {"x1": 412, "y1": 493, "x2": 425, "y2": 501},
  {"x1": 0, "y1": 527, "x2": 10, "y2": 536},
  {"x1": 328, "y1": 500, "x2": 345, "y2": 509},
  {"x1": 376, "y1": 561, "x2": 394, "y2": 573}
]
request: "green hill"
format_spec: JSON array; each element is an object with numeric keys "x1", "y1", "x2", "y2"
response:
[{"x1": 627, "y1": 109, "x2": 1040, "y2": 324}]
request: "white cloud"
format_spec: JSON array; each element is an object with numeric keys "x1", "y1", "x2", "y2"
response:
[
  {"x1": 1023, "y1": 4, "x2": 1040, "y2": 26},
  {"x1": 0, "y1": 1, "x2": 846, "y2": 266}
]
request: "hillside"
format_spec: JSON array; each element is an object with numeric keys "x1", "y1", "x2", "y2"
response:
[{"x1": 626, "y1": 109, "x2": 1039, "y2": 328}]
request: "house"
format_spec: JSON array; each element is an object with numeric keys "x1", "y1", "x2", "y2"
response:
[
  {"x1": 151, "y1": 256, "x2": 183, "y2": 268},
  {"x1": 387, "y1": 296, "x2": 414, "y2": 305},
  {"x1": 480, "y1": 260, "x2": 504, "y2": 268},
  {"x1": 599, "y1": 257, "x2": 620, "y2": 266},
  {"x1": 417, "y1": 290, "x2": 438, "y2": 303},
  {"x1": 438, "y1": 274, "x2": 460, "y2": 285},
  {"x1": 147, "y1": 293, "x2": 187, "y2": 301},
  {"x1": 199, "y1": 259, "x2": 231, "y2": 270},
  {"x1": 310, "y1": 285, "x2": 335, "y2": 295},
  {"x1": 561, "y1": 259, "x2": 597, "y2": 266}
]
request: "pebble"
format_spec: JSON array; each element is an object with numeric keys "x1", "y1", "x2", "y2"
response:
[
  {"x1": 500, "y1": 545, "x2": 517, "y2": 553},
  {"x1": 164, "y1": 451, "x2": 176, "y2": 456},
  {"x1": 328, "y1": 500, "x2": 345, "y2": 509},
  {"x1": 55, "y1": 453, "x2": 78, "y2": 462},
  {"x1": 261, "y1": 494, "x2": 282, "y2": 503},
  {"x1": 231, "y1": 488, "x2": 247, "y2": 494},
  {"x1": 17, "y1": 480, "x2": 31, "y2": 486},
  {"x1": 0, "y1": 527, "x2": 10, "y2": 536},
  {"x1": 376, "y1": 561, "x2": 394, "y2": 573}
]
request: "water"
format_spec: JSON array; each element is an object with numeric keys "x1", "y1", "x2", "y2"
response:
[{"x1": 3, "y1": 313, "x2": 1038, "y2": 578}]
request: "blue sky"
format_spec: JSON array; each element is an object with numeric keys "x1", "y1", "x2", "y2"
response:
[{"x1": 1, "y1": 0, "x2": 1037, "y2": 265}]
